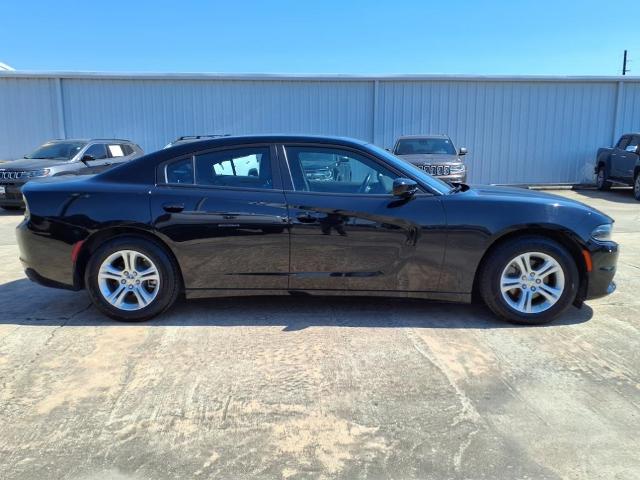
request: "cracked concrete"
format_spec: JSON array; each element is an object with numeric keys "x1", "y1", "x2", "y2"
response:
[{"x1": 0, "y1": 188, "x2": 639, "y2": 479}]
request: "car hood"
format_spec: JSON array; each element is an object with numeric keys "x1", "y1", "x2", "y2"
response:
[
  {"x1": 397, "y1": 153, "x2": 460, "y2": 164},
  {"x1": 0, "y1": 158, "x2": 72, "y2": 170},
  {"x1": 467, "y1": 184, "x2": 613, "y2": 221}
]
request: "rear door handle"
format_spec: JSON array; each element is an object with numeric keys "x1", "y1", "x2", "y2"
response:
[{"x1": 163, "y1": 203, "x2": 185, "y2": 213}]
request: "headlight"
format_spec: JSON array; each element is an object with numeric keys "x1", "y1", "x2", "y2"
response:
[
  {"x1": 449, "y1": 164, "x2": 466, "y2": 173},
  {"x1": 591, "y1": 224, "x2": 613, "y2": 242},
  {"x1": 24, "y1": 168, "x2": 51, "y2": 178}
]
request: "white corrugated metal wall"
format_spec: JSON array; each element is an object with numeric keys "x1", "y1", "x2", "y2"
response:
[{"x1": 1, "y1": 73, "x2": 639, "y2": 184}]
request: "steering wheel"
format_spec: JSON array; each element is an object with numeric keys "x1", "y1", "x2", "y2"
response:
[{"x1": 357, "y1": 172, "x2": 372, "y2": 193}]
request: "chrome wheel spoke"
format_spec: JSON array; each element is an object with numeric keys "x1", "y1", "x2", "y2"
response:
[
  {"x1": 517, "y1": 289, "x2": 533, "y2": 313},
  {"x1": 515, "y1": 253, "x2": 531, "y2": 275},
  {"x1": 536, "y1": 261, "x2": 559, "y2": 279},
  {"x1": 538, "y1": 283, "x2": 562, "y2": 301},
  {"x1": 138, "y1": 267, "x2": 159, "y2": 283},
  {"x1": 99, "y1": 265, "x2": 122, "y2": 282},
  {"x1": 108, "y1": 284, "x2": 128, "y2": 307},
  {"x1": 133, "y1": 285, "x2": 153, "y2": 307},
  {"x1": 501, "y1": 278, "x2": 521, "y2": 292}
]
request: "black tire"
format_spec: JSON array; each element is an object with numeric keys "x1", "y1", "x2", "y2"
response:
[
  {"x1": 596, "y1": 165, "x2": 611, "y2": 191},
  {"x1": 85, "y1": 236, "x2": 181, "y2": 321},
  {"x1": 479, "y1": 236, "x2": 579, "y2": 325},
  {"x1": 1, "y1": 205, "x2": 23, "y2": 211},
  {"x1": 634, "y1": 172, "x2": 640, "y2": 201}
]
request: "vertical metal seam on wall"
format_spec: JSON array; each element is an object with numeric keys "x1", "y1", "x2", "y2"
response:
[
  {"x1": 54, "y1": 76, "x2": 66, "y2": 139},
  {"x1": 612, "y1": 80, "x2": 624, "y2": 144},
  {"x1": 372, "y1": 79, "x2": 379, "y2": 144}
]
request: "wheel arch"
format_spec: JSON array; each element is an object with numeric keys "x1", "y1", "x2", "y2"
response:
[
  {"x1": 74, "y1": 226, "x2": 184, "y2": 291},
  {"x1": 471, "y1": 227, "x2": 588, "y2": 305}
]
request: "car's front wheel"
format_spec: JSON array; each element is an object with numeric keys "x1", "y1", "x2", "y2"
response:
[
  {"x1": 634, "y1": 172, "x2": 640, "y2": 201},
  {"x1": 85, "y1": 237, "x2": 181, "y2": 321},
  {"x1": 479, "y1": 236, "x2": 579, "y2": 325},
  {"x1": 596, "y1": 165, "x2": 611, "y2": 191}
]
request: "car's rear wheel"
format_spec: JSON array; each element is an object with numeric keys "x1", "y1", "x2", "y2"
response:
[
  {"x1": 85, "y1": 237, "x2": 180, "y2": 321},
  {"x1": 479, "y1": 236, "x2": 579, "y2": 325},
  {"x1": 596, "y1": 165, "x2": 611, "y2": 191},
  {"x1": 634, "y1": 172, "x2": 640, "y2": 201}
]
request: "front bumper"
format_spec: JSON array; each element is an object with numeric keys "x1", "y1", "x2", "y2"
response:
[
  {"x1": 437, "y1": 173, "x2": 467, "y2": 184},
  {"x1": 584, "y1": 240, "x2": 618, "y2": 300},
  {"x1": 0, "y1": 181, "x2": 26, "y2": 207}
]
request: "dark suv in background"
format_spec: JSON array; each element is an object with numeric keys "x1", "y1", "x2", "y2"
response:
[
  {"x1": 0, "y1": 138, "x2": 143, "y2": 210},
  {"x1": 392, "y1": 135, "x2": 468, "y2": 183},
  {"x1": 595, "y1": 133, "x2": 640, "y2": 200}
]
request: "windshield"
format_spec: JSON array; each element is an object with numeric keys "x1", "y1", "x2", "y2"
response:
[
  {"x1": 395, "y1": 138, "x2": 456, "y2": 155},
  {"x1": 366, "y1": 144, "x2": 454, "y2": 195},
  {"x1": 25, "y1": 141, "x2": 86, "y2": 160}
]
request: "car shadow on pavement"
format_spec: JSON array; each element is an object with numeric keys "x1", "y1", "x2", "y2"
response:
[
  {"x1": 572, "y1": 187, "x2": 637, "y2": 204},
  {"x1": 0, "y1": 278, "x2": 593, "y2": 330}
]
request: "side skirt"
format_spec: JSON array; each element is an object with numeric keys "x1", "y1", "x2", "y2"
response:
[{"x1": 185, "y1": 288, "x2": 471, "y2": 304}]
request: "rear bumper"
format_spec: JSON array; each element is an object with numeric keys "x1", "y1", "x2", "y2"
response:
[
  {"x1": 584, "y1": 240, "x2": 618, "y2": 300},
  {"x1": 16, "y1": 218, "x2": 80, "y2": 290}
]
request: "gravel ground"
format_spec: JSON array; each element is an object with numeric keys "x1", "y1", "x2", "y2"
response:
[{"x1": 0, "y1": 188, "x2": 638, "y2": 480}]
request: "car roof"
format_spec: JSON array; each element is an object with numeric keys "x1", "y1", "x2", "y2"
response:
[
  {"x1": 162, "y1": 134, "x2": 369, "y2": 154},
  {"x1": 46, "y1": 138, "x2": 134, "y2": 143},
  {"x1": 397, "y1": 134, "x2": 450, "y2": 140}
]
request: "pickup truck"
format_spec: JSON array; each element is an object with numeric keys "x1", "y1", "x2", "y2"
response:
[{"x1": 595, "y1": 133, "x2": 640, "y2": 200}]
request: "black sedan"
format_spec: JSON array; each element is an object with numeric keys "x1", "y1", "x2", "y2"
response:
[{"x1": 17, "y1": 135, "x2": 618, "y2": 324}]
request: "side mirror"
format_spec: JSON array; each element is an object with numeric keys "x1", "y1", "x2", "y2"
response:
[
  {"x1": 459, "y1": 147, "x2": 468, "y2": 156},
  {"x1": 385, "y1": 148, "x2": 392, "y2": 152},
  {"x1": 393, "y1": 178, "x2": 418, "y2": 198},
  {"x1": 81, "y1": 154, "x2": 95, "y2": 163}
]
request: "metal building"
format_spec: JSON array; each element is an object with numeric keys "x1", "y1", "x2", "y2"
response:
[{"x1": 1, "y1": 72, "x2": 639, "y2": 184}]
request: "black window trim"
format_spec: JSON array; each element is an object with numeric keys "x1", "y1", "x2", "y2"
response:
[
  {"x1": 278, "y1": 142, "x2": 435, "y2": 197},
  {"x1": 155, "y1": 143, "x2": 283, "y2": 192}
]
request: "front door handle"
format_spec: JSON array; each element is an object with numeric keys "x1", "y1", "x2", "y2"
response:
[{"x1": 163, "y1": 203, "x2": 185, "y2": 213}]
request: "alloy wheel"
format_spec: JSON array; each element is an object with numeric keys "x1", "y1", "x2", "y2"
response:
[
  {"x1": 97, "y1": 250, "x2": 160, "y2": 311},
  {"x1": 499, "y1": 251, "x2": 565, "y2": 314}
]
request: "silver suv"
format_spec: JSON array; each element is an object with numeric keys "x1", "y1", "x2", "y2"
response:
[
  {"x1": 0, "y1": 139, "x2": 143, "y2": 210},
  {"x1": 392, "y1": 135, "x2": 468, "y2": 183}
]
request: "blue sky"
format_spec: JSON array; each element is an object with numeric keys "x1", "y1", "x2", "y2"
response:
[{"x1": 1, "y1": 0, "x2": 638, "y2": 75}]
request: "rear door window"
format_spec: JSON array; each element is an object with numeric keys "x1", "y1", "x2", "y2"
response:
[{"x1": 194, "y1": 147, "x2": 273, "y2": 190}]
